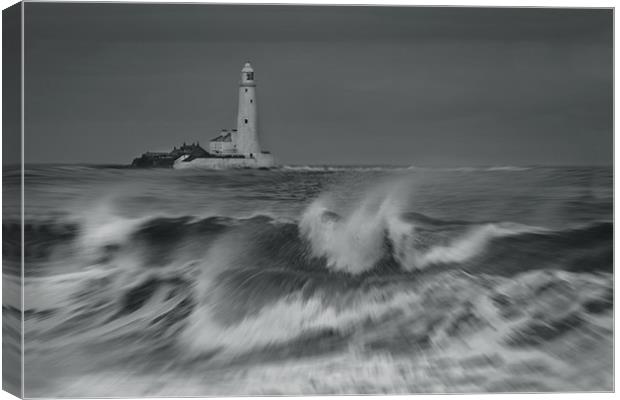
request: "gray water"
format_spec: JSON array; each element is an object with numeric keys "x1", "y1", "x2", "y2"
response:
[{"x1": 3, "y1": 164, "x2": 613, "y2": 396}]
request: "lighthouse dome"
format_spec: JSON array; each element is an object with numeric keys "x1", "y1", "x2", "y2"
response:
[{"x1": 240, "y1": 62, "x2": 255, "y2": 86}]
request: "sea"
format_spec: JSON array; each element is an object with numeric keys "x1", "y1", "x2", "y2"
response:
[{"x1": 2, "y1": 164, "x2": 613, "y2": 396}]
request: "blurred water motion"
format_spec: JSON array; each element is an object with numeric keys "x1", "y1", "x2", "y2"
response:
[{"x1": 4, "y1": 164, "x2": 612, "y2": 396}]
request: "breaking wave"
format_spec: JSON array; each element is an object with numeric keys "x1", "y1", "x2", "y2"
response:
[{"x1": 14, "y1": 176, "x2": 612, "y2": 395}]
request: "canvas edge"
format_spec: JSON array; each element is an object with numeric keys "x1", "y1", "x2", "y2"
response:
[{"x1": 2, "y1": 1, "x2": 24, "y2": 398}]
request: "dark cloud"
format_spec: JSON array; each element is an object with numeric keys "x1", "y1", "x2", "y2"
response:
[{"x1": 24, "y1": 3, "x2": 612, "y2": 166}]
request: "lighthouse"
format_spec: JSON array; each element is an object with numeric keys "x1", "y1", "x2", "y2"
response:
[
  {"x1": 184, "y1": 62, "x2": 274, "y2": 169},
  {"x1": 235, "y1": 62, "x2": 261, "y2": 157}
]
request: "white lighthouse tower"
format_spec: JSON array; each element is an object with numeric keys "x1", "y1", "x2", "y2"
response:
[
  {"x1": 180, "y1": 62, "x2": 274, "y2": 169},
  {"x1": 236, "y1": 62, "x2": 261, "y2": 157}
]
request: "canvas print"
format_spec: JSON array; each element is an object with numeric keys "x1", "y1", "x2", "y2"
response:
[{"x1": 2, "y1": 2, "x2": 614, "y2": 397}]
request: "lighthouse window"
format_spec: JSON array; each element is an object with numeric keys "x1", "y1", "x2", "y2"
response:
[
  {"x1": 246, "y1": 72, "x2": 254, "y2": 80},
  {"x1": 250, "y1": 99, "x2": 253, "y2": 103},
  {"x1": 245, "y1": 88, "x2": 248, "y2": 93},
  {"x1": 244, "y1": 119, "x2": 248, "y2": 124}
]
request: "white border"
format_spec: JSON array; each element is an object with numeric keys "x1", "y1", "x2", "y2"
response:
[{"x1": 0, "y1": 1, "x2": 616, "y2": 400}]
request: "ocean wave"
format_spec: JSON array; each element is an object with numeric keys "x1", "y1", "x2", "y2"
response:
[
  {"x1": 16, "y1": 182, "x2": 613, "y2": 357},
  {"x1": 13, "y1": 200, "x2": 612, "y2": 279},
  {"x1": 19, "y1": 199, "x2": 612, "y2": 395},
  {"x1": 17, "y1": 165, "x2": 612, "y2": 396},
  {"x1": 297, "y1": 186, "x2": 552, "y2": 274},
  {"x1": 24, "y1": 258, "x2": 612, "y2": 395}
]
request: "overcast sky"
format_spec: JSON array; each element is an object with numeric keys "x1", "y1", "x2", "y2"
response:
[{"x1": 21, "y1": 4, "x2": 612, "y2": 166}]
